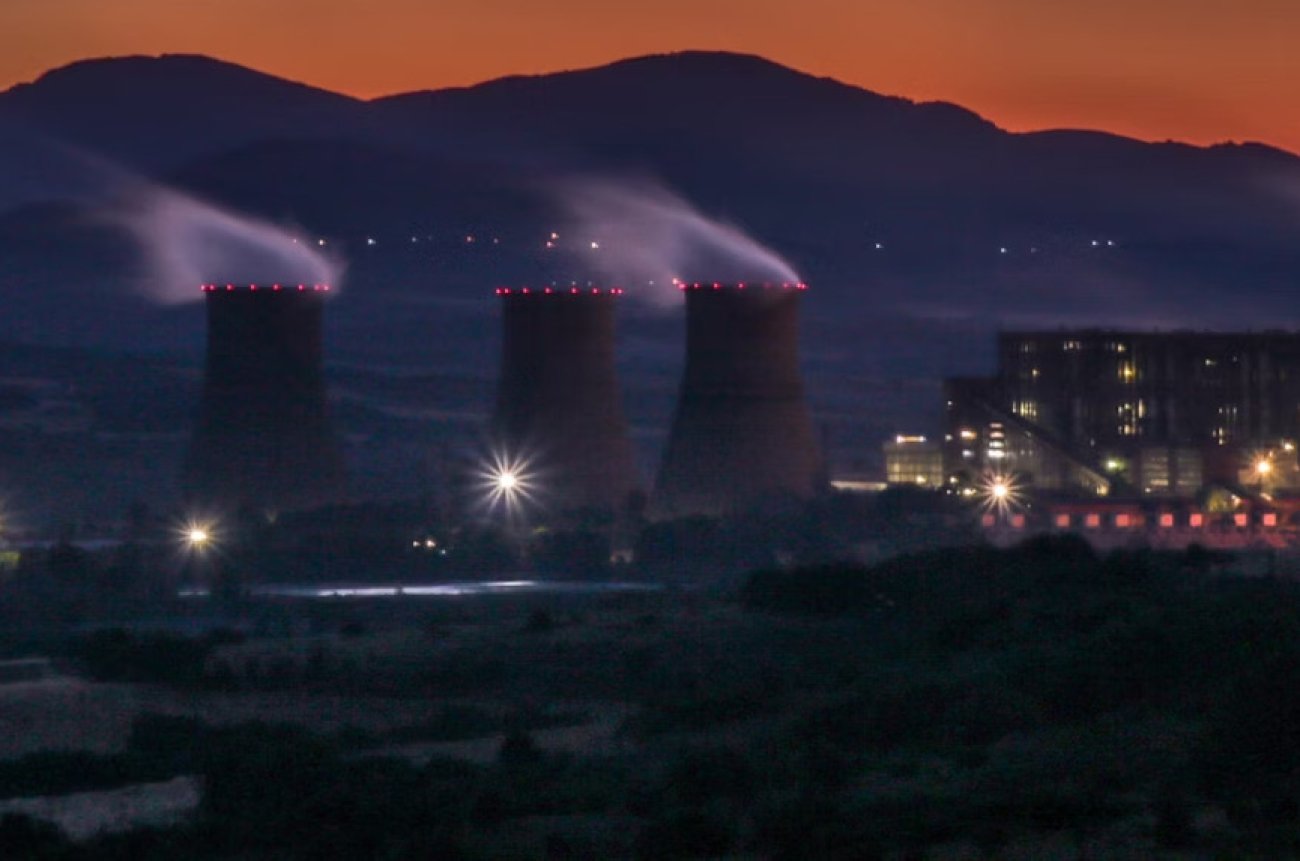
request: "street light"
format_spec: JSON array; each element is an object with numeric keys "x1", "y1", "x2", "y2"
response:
[
  {"x1": 175, "y1": 517, "x2": 218, "y2": 595},
  {"x1": 1255, "y1": 456, "x2": 1274, "y2": 496},
  {"x1": 978, "y1": 472, "x2": 1022, "y2": 520},
  {"x1": 476, "y1": 447, "x2": 537, "y2": 521},
  {"x1": 182, "y1": 520, "x2": 215, "y2": 552}
]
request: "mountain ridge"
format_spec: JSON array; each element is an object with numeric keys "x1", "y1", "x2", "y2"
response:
[
  {"x1": 1, "y1": 48, "x2": 1299, "y2": 473},
  {"x1": 4, "y1": 50, "x2": 1291, "y2": 156}
]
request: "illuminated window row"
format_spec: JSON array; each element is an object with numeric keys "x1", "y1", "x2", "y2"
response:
[{"x1": 1046, "y1": 511, "x2": 1281, "y2": 530}]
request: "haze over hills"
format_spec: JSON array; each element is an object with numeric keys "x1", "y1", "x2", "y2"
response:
[{"x1": 1, "y1": 50, "x2": 1300, "y2": 518}]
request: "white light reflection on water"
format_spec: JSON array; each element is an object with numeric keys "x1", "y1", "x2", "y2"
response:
[{"x1": 178, "y1": 580, "x2": 662, "y2": 599}]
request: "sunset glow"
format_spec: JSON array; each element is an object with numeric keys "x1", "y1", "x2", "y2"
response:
[{"x1": 3, "y1": 0, "x2": 1298, "y2": 153}]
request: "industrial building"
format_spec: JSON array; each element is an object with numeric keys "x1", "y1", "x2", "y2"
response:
[
  {"x1": 882, "y1": 436, "x2": 944, "y2": 487},
  {"x1": 182, "y1": 283, "x2": 346, "y2": 514},
  {"x1": 488, "y1": 287, "x2": 642, "y2": 514},
  {"x1": 944, "y1": 330, "x2": 1300, "y2": 497},
  {"x1": 652, "y1": 282, "x2": 823, "y2": 517}
]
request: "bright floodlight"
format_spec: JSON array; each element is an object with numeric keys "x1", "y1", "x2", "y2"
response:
[
  {"x1": 978, "y1": 472, "x2": 1022, "y2": 518},
  {"x1": 1256, "y1": 459, "x2": 1273, "y2": 476},
  {"x1": 179, "y1": 519, "x2": 216, "y2": 551},
  {"x1": 476, "y1": 447, "x2": 537, "y2": 518}
]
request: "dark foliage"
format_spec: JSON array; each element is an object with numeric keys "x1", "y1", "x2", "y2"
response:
[
  {"x1": 0, "y1": 813, "x2": 72, "y2": 860},
  {"x1": 65, "y1": 629, "x2": 243, "y2": 688}
]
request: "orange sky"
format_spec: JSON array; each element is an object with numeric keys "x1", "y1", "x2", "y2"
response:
[{"x1": 3, "y1": 0, "x2": 1298, "y2": 153}]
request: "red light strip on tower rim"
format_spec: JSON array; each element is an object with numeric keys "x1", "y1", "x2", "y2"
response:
[
  {"x1": 199, "y1": 284, "x2": 331, "y2": 293},
  {"x1": 494, "y1": 286, "x2": 625, "y2": 296}
]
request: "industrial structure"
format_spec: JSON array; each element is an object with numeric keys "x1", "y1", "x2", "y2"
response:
[
  {"x1": 182, "y1": 283, "x2": 346, "y2": 513},
  {"x1": 487, "y1": 287, "x2": 642, "y2": 514},
  {"x1": 883, "y1": 435, "x2": 944, "y2": 487},
  {"x1": 943, "y1": 329, "x2": 1300, "y2": 497},
  {"x1": 652, "y1": 282, "x2": 823, "y2": 517}
]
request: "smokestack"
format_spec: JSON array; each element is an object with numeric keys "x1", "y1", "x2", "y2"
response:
[
  {"x1": 652, "y1": 282, "x2": 823, "y2": 517},
  {"x1": 183, "y1": 283, "x2": 346, "y2": 513},
  {"x1": 488, "y1": 287, "x2": 641, "y2": 513}
]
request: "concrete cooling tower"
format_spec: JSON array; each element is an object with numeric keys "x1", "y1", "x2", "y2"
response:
[
  {"x1": 651, "y1": 282, "x2": 823, "y2": 518},
  {"x1": 182, "y1": 283, "x2": 346, "y2": 513},
  {"x1": 488, "y1": 287, "x2": 641, "y2": 514}
]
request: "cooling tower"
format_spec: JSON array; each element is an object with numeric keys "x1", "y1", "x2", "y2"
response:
[
  {"x1": 651, "y1": 282, "x2": 823, "y2": 518},
  {"x1": 488, "y1": 287, "x2": 641, "y2": 514},
  {"x1": 182, "y1": 283, "x2": 346, "y2": 513}
]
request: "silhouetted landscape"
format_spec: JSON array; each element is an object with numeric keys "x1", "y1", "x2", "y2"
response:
[
  {"x1": 6, "y1": 539, "x2": 1300, "y2": 856},
  {"x1": 4, "y1": 32, "x2": 1300, "y2": 859}
]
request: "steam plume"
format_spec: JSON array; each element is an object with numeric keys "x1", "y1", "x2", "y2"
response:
[
  {"x1": 548, "y1": 176, "x2": 798, "y2": 303},
  {"x1": 108, "y1": 184, "x2": 342, "y2": 304}
]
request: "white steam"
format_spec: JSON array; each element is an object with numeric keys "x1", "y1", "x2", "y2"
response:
[
  {"x1": 549, "y1": 176, "x2": 798, "y2": 302},
  {"x1": 108, "y1": 184, "x2": 342, "y2": 304}
]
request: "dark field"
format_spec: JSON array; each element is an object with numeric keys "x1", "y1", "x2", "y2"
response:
[{"x1": 4, "y1": 538, "x2": 1300, "y2": 858}]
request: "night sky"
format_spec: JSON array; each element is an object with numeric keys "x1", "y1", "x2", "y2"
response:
[{"x1": 3, "y1": 0, "x2": 1298, "y2": 154}]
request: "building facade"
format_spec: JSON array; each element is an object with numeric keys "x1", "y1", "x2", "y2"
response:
[
  {"x1": 883, "y1": 436, "x2": 944, "y2": 487},
  {"x1": 944, "y1": 330, "x2": 1300, "y2": 496}
]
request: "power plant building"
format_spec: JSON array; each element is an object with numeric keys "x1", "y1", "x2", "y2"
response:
[
  {"x1": 488, "y1": 287, "x2": 641, "y2": 514},
  {"x1": 183, "y1": 283, "x2": 346, "y2": 513},
  {"x1": 652, "y1": 282, "x2": 823, "y2": 517},
  {"x1": 883, "y1": 436, "x2": 944, "y2": 487},
  {"x1": 945, "y1": 330, "x2": 1300, "y2": 496}
]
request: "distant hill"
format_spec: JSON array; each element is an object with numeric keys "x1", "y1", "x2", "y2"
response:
[
  {"x1": 0, "y1": 54, "x2": 365, "y2": 173},
  {"x1": 1, "y1": 49, "x2": 1299, "y2": 488}
]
